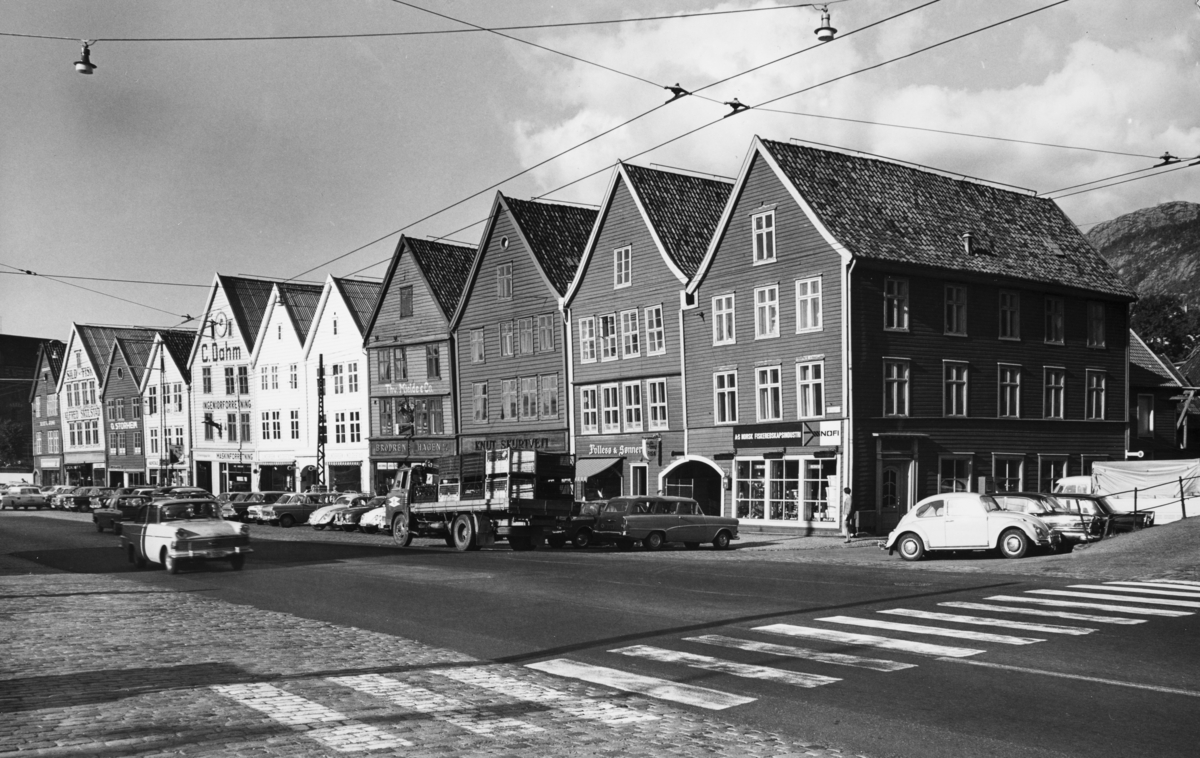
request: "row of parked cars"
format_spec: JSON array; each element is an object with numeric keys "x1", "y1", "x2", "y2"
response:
[{"x1": 884, "y1": 490, "x2": 1153, "y2": 561}]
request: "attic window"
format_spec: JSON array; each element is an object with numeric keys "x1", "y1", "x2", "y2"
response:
[
  {"x1": 278, "y1": 324, "x2": 282, "y2": 340},
  {"x1": 117, "y1": 368, "x2": 124, "y2": 379},
  {"x1": 500, "y1": 236, "x2": 510, "y2": 250},
  {"x1": 333, "y1": 315, "x2": 339, "y2": 335}
]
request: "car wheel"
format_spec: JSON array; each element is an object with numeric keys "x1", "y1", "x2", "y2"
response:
[
  {"x1": 313, "y1": 524, "x2": 325, "y2": 531},
  {"x1": 999, "y1": 528, "x2": 1029, "y2": 559},
  {"x1": 684, "y1": 542, "x2": 700, "y2": 550},
  {"x1": 712, "y1": 530, "x2": 732, "y2": 550},
  {"x1": 616, "y1": 540, "x2": 636, "y2": 551},
  {"x1": 643, "y1": 532, "x2": 664, "y2": 551},
  {"x1": 230, "y1": 554, "x2": 245, "y2": 571},
  {"x1": 572, "y1": 529, "x2": 592, "y2": 549},
  {"x1": 897, "y1": 533, "x2": 925, "y2": 562},
  {"x1": 547, "y1": 535, "x2": 567, "y2": 549},
  {"x1": 95, "y1": 521, "x2": 104, "y2": 532},
  {"x1": 451, "y1": 514, "x2": 479, "y2": 551},
  {"x1": 392, "y1": 515, "x2": 414, "y2": 547},
  {"x1": 362, "y1": 525, "x2": 378, "y2": 534},
  {"x1": 162, "y1": 549, "x2": 179, "y2": 574},
  {"x1": 342, "y1": 524, "x2": 358, "y2": 532},
  {"x1": 279, "y1": 514, "x2": 295, "y2": 528}
]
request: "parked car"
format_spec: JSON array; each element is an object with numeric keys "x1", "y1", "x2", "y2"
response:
[
  {"x1": 49, "y1": 486, "x2": 77, "y2": 509},
  {"x1": 120, "y1": 498, "x2": 251, "y2": 573},
  {"x1": 88, "y1": 488, "x2": 117, "y2": 510},
  {"x1": 1053, "y1": 476, "x2": 1095, "y2": 495},
  {"x1": 262, "y1": 492, "x2": 339, "y2": 527},
  {"x1": 93, "y1": 494, "x2": 153, "y2": 533},
  {"x1": 547, "y1": 501, "x2": 605, "y2": 548},
  {"x1": 62, "y1": 486, "x2": 105, "y2": 512},
  {"x1": 593, "y1": 496, "x2": 739, "y2": 550},
  {"x1": 1053, "y1": 493, "x2": 1154, "y2": 534},
  {"x1": 992, "y1": 492, "x2": 1097, "y2": 550},
  {"x1": 331, "y1": 496, "x2": 385, "y2": 532},
  {"x1": 307, "y1": 494, "x2": 358, "y2": 530},
  {"x1": 884, "y1": 492, "x2": 1059, "y2": 561},
  {"x1": 160, "y1": 487, "x2": 214, "y2": 501},
  {"x1": 359, "y1": 504, "x2": 389, "y2": 534},
  {"x1": 229, "y1": 491, "x2": 290, "y2": 522},
  {"x1": 1, "y1": 485, "x2": 49, "y2": 510}
]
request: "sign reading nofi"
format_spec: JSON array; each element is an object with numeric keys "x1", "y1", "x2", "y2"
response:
[{"x1": 733, "y1": 420, "x2": 842, "y2": 448}]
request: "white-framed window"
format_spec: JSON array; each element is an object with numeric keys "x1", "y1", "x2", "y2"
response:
[
  {"x1": 644, "y1": 305, "x2": 665, "y2": 355},
  {"x1": 538, "y1": 314, "x2": 554, "y2": 352},
  {"x1": 501, "y1": 379, "x2": 518, "y2": 421},
  {"x1": 1137, "y1": 394, "x2": 1154, "y2": 438},
  {"x1": 939, "y1": 456, "x2": 973, "y2": 493},
  {"x1": 496, "y1": 263, "x2": 512, "y2": 300},
  {"x1": 622, "y1": 381, "x2": 643, "y2": 432},
  {"x1": 290, "y1": 410, "x2": 299, "y2": 439},
  {"x1": 614, "y1": 246, "x2": 631, "y2": 289},
  {"x1": 884, "y1": 278, "x2": 909, "y2": 331},
  {"x1": 600, "y1": 383, "x2": 621, "y2": 433},
  {"x1": 426, "y1": 345, "x2": 441, "y2": 379},
  {"x1": 1087, "y1": 301, "x2": 1106, "y2": 348},
  {"x1": 540, "y1": 374, "x2": 559, "y2": 418},
  {"x1": 332, "y1": 364, "x2": 344, "y2": 394},
  {"x1": 261, "y1": 366, "x2": 269, "y2": 391},
  {"x1": 755, "y1": 285, "x2": 779, "y2": 339},
  {"x1": 647, "y1": 378, "x2": 668, "y2": 430},
  {"x1": 752, "y1": 209, "x2": 775, "y2": 264},
  {"x1": 271, "y1": 365, "x2": 279, "y2": 390},
  {"x1": 471, "y1": 328, "x2": 486, "y2": 363},
  {"x1": 518, "y1": 317, "x2": 534, "y2": 355},
  {"x1": 620, "y1": 309, "x2": 640, "y2": 358},
  {"x1": 580, "y1": 386, "x2": 598, "y2": 434},
  {"x1": 1038, "y1": 456, "x2": 1069, "y2": 493},
  {"x1": 578, "y1": 317, "x2": 596, "y2": 363},
  {"x1": 520, "y1": 376, "x2": 538, "y2": 420},
  {"x1": 999, "y1": 290, "x2": 1020, "y2": 340},
  {"x1": 795, "y1": 277, "x2": 822, "y2": 332},
  {"x1": 600, "y1": 315, "x2": 618, "y2": 361},
  {"x1": 945, "y1": 285, "x2": 967, "y2": 336},
  {"x1": 1044, "y1": 367, "x2": 1066, "y2": 419},
  {"x1": 796, "y1": 361, "x2": 824, "y2": 418},
  {"x1": 714, "y1": 371, "x2": 738, "y2": 424},
  {"x1": 1086, "y1": 370, "x2": 1106, "y2": 420},
  {"x1": 289, "y1": 364, "x2": 298, "y2": 389},
  {"x1": 335, "y1": 412, "x2": 346, "y2": 444},
  {"x1": 998, "y1": 364, "x2": 1021, "y2": 418},
  {"x1": 472, "y1": 382, "x2": 489, "y2": 422},
  {"x1": 756, "y1": 366, "x2": 783, "y2": 422},
  {"x1": 713, "y1": 294, "x2": 736, "y2": 345},
  {"x1": 1045, "y1": 297, "x2": 1065, "y2": 344},
  {"x1": 884, "y1": 359, "x2": 910, "y2": 417},
  {"x1": 943, "y1": 361, "x2": 968, "y2": 417},
  {"x1": 262, "y1": 412, "x2": 271, "y2": 440},
  {"x1": 149, "y1": 428, "x2": 159, "y2": 455},
  {"x1": 348, "y1": 362, "x2": 358, "y2": 392},
  {"x1": 271, "y1": 411, "x2": 281, "y2": 440},
  {"x1": 994, "y1": 455, "x2": 1024, "y2": 493},
  {"x1": 500, "y1": 321, "x2": 514, "y2": 357},
  {"x1": 349, "y1": 411, "x2": 361, "y2": 443}
]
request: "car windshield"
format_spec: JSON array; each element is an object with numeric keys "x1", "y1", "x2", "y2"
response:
[
  {"x1": 980, "y1": 495, "x2": 1003, "y2": 512},
  {"x1": 1091, "y1": 496, "x2": 1117, "y2": 515},
  {"x1": 160, "y1": 502, "x2": 220, "y2": 521},
  {"x1": 602, "y1": 501, "x2": 629, "y2": 514}
]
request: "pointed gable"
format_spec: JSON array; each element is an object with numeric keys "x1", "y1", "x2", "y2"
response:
[
  {"x1": 115, "y1": 337, "x2": 153, "y2": 385},
  {"x1": 504, "y1": 196, "x2": 598, "y2": 297},
  {"x1": 157, "y1": 330, "x2": 196, "y2": 382},
  {"x1": 217, "y1": 275, "x2": 277, "y2": 352},
  {"x1": 75, "y1": 325, "x2": 160, "y2": 389},
  {"x1": 755, "y1": 138, "x2": 1135, "y2": 299},
  {"x1": 405, "y1": 239, "x2": 474, "y2": 319},
  {"x1": 621, "y1": 163, "x2": 733, "y2": 280},
  {"x1": 1130, "y1": 330, "x2": 1184, "y2": 388},
  {"x1": 276, "y1": 282, "x2": 325, "y2": 342},
  {"x1": 331, "y1": 277, "x2": 384, "y2": 336}
]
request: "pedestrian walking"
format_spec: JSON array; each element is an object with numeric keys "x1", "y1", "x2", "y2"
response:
[{"x1": 842, "y1": 487, "x2": 854, "y2": 543}]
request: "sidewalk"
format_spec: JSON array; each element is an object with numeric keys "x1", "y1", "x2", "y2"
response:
[{"x1": 0, "y1": 568, "x2": 861, "y2": 758}]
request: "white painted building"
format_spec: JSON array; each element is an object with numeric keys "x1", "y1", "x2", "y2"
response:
[
  {"x1": 303, "y1": 276, "x2": 382, "y2": 493},
  {"x1": 141, "y1": 330, "x2": 196, "y2": 487}
]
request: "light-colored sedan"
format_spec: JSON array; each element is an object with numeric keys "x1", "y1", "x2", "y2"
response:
[
  {"x1": 1, "y1": 486, "x2": 49, "y2": 510},
  {"x1": 359, "y1": 505, "x2": 389, "y2": 534},
  {"x1": 884, "y1": 492, "x2": 1058, "y2": 561}
]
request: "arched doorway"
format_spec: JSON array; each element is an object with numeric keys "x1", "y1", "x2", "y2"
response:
[{"x1": 661, "y1": 458, "x2": 724, "y2": 516}]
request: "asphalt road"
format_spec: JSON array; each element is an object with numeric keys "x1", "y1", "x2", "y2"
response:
[{"x1": 4, "y1": 510, "x2": 1198, "y2": 758}]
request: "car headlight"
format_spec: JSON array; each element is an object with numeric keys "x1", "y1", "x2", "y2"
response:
[{"x1": 1035, "y1": 526, "x2": 1048, "y2": 538}]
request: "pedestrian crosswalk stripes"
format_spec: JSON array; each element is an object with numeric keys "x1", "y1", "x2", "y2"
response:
[
  {"x1": 754, "y1": 623, "x2": 986, "y2": 657},
  {"x1": 212, "y1": 682, "x2": 413, "y2": 752},
  {"x1": 1155, "y1": 579, "x2": 1200, "y2": 586},
  {"x1": 611, "y1": 645, "x2": 842, "y2": 689},
  {"x1": 330, "y1": 674, "x2": 543, "y2": 736},
  {"x1": 686, "y1": 634, "x2": 917, "y2": 672},
  {"x1": 988, "y1": 594, "x2": 1193, "y2": 616},
  {"x1": 816, "y1": 615, "x2": 1045, "y2": 645},
  {"x1": 940, "y1": 601, "x2": 1147, "y2": 625},
  {"x1": 1105, "y1": 581, "x2": 1200, "y2": 594},
  {"x1": 1027, "y1": 589, "x2": 1200, "y2": 609},
  {"x1": 432, "y1": 666, "x2": 659, "y2": 725},
  {"x1": 526, "y1": 658, "x2": 756, "y2": 710},
  {"x1": 1073, "y1": 584, "x2": 1200, "y2": 599},
  {"x1": 879, "y1": 608, "x2": 1094, "y2": 635}
]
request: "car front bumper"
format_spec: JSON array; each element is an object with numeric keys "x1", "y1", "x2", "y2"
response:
[{"x1": 169, "y1": 545, "x2": 252, "y2": 560}]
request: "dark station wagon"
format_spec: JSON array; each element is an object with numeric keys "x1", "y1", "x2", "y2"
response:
[{"x1": 593, "y1": 496, "x2": 739, "y2": 551}]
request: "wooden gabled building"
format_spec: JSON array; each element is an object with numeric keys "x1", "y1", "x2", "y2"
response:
[
  {"x1": 29, "y1": 340, "x2": 65, "y2": 485},
  {"x1": 451, "y1": 194, "x2": 597, "y2": 457}
]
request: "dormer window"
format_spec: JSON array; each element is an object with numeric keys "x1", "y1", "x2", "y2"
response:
[{"x1": 752, "y1": 209, "x2": 776, "y2": 264}]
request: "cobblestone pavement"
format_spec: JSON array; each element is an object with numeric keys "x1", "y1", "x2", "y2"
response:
[{"x1": 0, "y1": 572, "x2": 864, "y2": 758}]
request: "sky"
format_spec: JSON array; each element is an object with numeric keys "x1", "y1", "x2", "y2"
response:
[{"x1": 2, "y1": 0, "x2": 1198, "y2": 339}]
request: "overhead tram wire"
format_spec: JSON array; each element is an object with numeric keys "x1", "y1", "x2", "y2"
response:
[
  {"x1": 1045, "y1": 160, "x2": 1199, "y2": 200},
  {"x1": 1040, "y1": 159, "x2": 1197, "y2": 196},
  {"x1": 0, "y1": 263, "x2": 190, "y2": 319},
  {"x1": 295, "y1": 2, "x2": 943, "y2": 281},
  {"x1": 0, "y1": 4, "x2": 834, "y2": 43},
  {"x1": 0, "y1": 269, "x2": 209, "y2": 288}
]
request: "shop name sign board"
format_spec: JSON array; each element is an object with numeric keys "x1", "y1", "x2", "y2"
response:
[
  {"x1": 199, "y1": 341, "x2": 243, "y2": 363},
  {"x1": 64, "y1": 407, "x2": 100, "y2": 422},
  {"x1": 462, "y1": 432, "x2": 568, "y2": 452},
  {"x1": 585, "y1": 438, "x2": 659, "y2": 460},
  {"x1": 377, "y1": 382, "x2": 435, "y2": 395},
  {"x1": 203, "y1": 399, "x2": 253, "y2": 410},
  {"x1": 64, "y1": 367, "x2": 94, "y2": 381},
  {"x1": 370, "y1": 439, "x2": 456, "y2": 458},
  {"x1": 733, "y1": 420, "x2": 842, "y2": 448},
  {"x1": 215, "y1": 451, "x2": 254, "y2": 462},
  {"x1": 110, "y1": 421, "x2": 139, "y2": 430}
]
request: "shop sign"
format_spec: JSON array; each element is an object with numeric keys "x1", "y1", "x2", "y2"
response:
[
  {"x1": 584, "y1": 438, "x2": 658, "y2": 459},
  {"x1": 370, "y1": 439, "x2": 456, "y2": 458},
  {"x1": 39, "y1": 457, "x2": 61, "y2": 468},
  {"x1": 376, "y1": 382, "x2": 435, "y2": 395},
  {"x1": 63, "y1": 407, "x2": 100, "y2": 421},
  {"x1": 64, "y1": 367, "x2": 94, "y2": 381},
  {"x1": 461, "y1": 431, "x2": 568, "y2": 452},
  {"x1": 215, "y1": 451, "x2": 254, "y2": 462},
  {"x1": 110, "y1": 421, "x2": 139, "y2": 430},
  {"x1": 733, "y1": 420, "x2": 842, "y2": 448},
  {"x1": 202, "y1": 399, "x2": 253, "y2": 410}
]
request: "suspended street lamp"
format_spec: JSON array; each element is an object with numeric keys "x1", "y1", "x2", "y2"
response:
[
  {"x1": 74, "y1": 41, "x2": 96, "y2": 75},
  {"x1": 815, "y1": 6, "x2": 837, "y2": 42}
]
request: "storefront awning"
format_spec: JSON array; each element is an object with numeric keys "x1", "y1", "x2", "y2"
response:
[{"x1": 575, "y1": 457, "x2": 623, "y2": 481}]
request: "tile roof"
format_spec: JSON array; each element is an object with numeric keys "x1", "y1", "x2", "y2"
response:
[
  {"x1": 44, "y1": 340, "x2": 65, "y2": 381},
  {"x1": 115, "y1": 337, "x2": 154, "y2": 385},
  {"x1": 332, "y1": 277, "x2": 384, "y2": 336},
  {"x1": 75, "y1": 325, "x2": 159, "y2": 389},
  {"x1": 504, "y1": 196, "x2": 598, "y2": 296},
  {"x1": 157, "y1": 329, "x2": 196, "y2": 382},
  {"x1": 216, "y1": 275, "x2": 277, "y2": 352},
  {"x1": 277, "y1": 282, "x2": 325, "y2": 342},
  {"x1": 405, "y1": 239, "x2": 475, "y2": 319},
  {"x1": 759, "y1": 139, "x2": 1136, "y2": 299},
  {"x1": 622, "y1": 163, "x2": 733, "y2": 279}
]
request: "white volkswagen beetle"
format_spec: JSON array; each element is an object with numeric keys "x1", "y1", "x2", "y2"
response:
[{"x1": 884, "y1": 492, "x2": 1058, "y2": 561}]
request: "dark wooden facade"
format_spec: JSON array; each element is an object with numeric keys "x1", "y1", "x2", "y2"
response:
[
  {"x1": 30, "y1": 341, "x2": 65, "y2": 485},
  {"x1": 1127, "y1": 330, "x2": 1196, "y2": 460},
  {"x1": 102, "y1": 341, "x2": 148, "y2": 486}
]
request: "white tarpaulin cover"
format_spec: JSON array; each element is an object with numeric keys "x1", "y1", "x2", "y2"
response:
[{"x1": 1091, "y1": 459, "x2": 1200, "y2": 524}]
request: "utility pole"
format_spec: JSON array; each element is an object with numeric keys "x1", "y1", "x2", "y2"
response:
[{"x1": 316, "y1": 354, "x2": 327, "y2": 487}]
